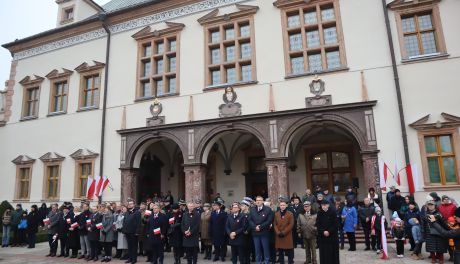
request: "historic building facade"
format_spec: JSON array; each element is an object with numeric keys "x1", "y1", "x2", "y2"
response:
[{"x1": 0, "y1": 0, "x2": 459, "y2": 206}]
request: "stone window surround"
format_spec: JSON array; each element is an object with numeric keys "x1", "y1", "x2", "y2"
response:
[
  {"x1": 19, "y1": 75, "x2": 44, "y2": 121},
  {"x1": 42, "y1": 161, "x2": 63, "y2": 201},
  {"x1": 60, "y1": 5, "x2": 75, "y2": 25},
  {"x1": 73, "y1": 159, "x2": 95, "y2": 200},
  {"x1": 75, "y1": 61, "x2": 105, "y2": 111},
  {"x1": 45, "y1": 68, "x2": 73, "y2": 116},
  {"x1": 132, "y1": 22, "x2": 184, "y2": 101},
  {"x1": 199, "y1": 5, "x2": 259, "y2": 90},
  {"x1": 389, "y1": 0, "x2": 448, "y2": 63},
  {"x1": 12, "y1": 155, "x2": 36, "y2": 202},
  {"x1": 274, "y1": 0, "x2": 348, "y2": 78}
]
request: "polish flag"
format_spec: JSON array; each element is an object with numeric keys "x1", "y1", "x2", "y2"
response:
[
  {"x1": 71, "y1": 222, "x2": 79, "y2": 229},
  {"x1": 378, "y1": 160, "x2": 389, "y2": 191},
  {"x1": 380, "y1": 216, "x2": 389, "y2": 259},
  {"x1": 145, "y1": 210, "x2": 152, "y2": 216},
  {"x1": 394, "y1": 157, "x2": 401, "y2": 186},
  {"x1": 169, "y1": 217, "x2": 175, "y2": 224},
  {"x1": 154, "y1": 228, "x2": 161, "y2": 235},
  {"x1": 86, "y1": 176, "x2": 98, "y2": 200},
  {"x1": 86, "y1": 219, "x2": 92, "y2": 226},
  {"x1": 43, "y1": 218, "x2": 50, "y2": 225},
  {"x1": 95, "y1": 176, "x2": 111, "y2": 197},
  {"x1": 66, "y1": 218, "x2": 71, "y2": 224},
  {"x1": 96, "y1": 223, "x2": 103, "y2": 229},
  {"x1": 406, "y1": 164, "x2": 415, "y2": 194}
]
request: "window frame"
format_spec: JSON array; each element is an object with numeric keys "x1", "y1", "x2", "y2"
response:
[
  {"x1": 75, "y1": 62, "x2": 105, "y2": 111},
  {"x1": 74, "y1": 160, "x2": 95, "y2": 199},
  {"x1": 46, "y1": 69, "x2": 73, "y2": 116},
  {"x1": 43, "y1": 162, "x2": 62, "y2": 201},
  {"x1": 19, "y1": 76, "x2": 44, "y2": 121},
  {"x1": 60, "y1": 5, "x2": 75, "y2": 25},
  {"x1": 14, "y1": 165, "x2": 33, "y2": 201},
  {"x1": 391, "y1": 1, "x2": 447, "y2": 62},
  {"x1": 199, "y1": 5, "x2": 259, "y2": 90},
  {"x1": 276, "y1": 0, "x2": 348, "y2": 78},
  {"x1": 132, "y1": 23, "x2": 184, "y2": 101},
  {"x1": 418, "y1": 127, "x2": 460, "y2": 189}
]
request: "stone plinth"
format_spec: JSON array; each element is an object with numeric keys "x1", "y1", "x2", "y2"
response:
[
  {"x1": 266, "y1": 158, "x2": 289, "y2": 202},
  {"x1": 120, "y1": 168, "x2": 139, "y2": 203},
  {"x1": 184, "y1": 164, "x2": 207, "y2": 202}
]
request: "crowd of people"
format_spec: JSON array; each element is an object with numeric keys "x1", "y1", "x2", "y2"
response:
[{"x1": 1, "y1": 186, "x2": 460, "y2": 264}]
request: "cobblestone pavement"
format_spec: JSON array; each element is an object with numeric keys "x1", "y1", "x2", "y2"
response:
[{"x1": 0, "y1": 242, "x2": 441, "y2": 263}]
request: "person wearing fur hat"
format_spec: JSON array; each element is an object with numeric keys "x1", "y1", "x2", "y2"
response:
[
  {"x1": 422, "y1": 199, "x2": 448, "y2": 263},
  {"x1": 428, "y1": 207, "x2": 460, "y2": 263}
]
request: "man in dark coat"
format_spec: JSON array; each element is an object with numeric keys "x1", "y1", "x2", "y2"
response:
[
  {"x1": 386, "y1": 186, "x2": 396, "y2": 213},
  {"x1": 168, "y1": 203, "x2": 183, "y2": 264},
  {"x1": 146, "y1": 204, "x2": 168, "y2": 264},
  {"x1": 226, "y1": 202, "x2": 247, "y2": 264},
  {"x1": 210, "y1": 199, "x2": 228, "y2": 261},
  {"x1": 46, "y1": 203, "x2": 60, "y2": 257},
  {"x1": 57, "y1": 205, "x2": 72, "y2": 257},
  {"x1": 87, "y1": 205, "x2": 102, "y2": 261},
  {"x1": 77, "y1": 203, "x2": 91, "y2": 259},
  {"x1": 11, "y1": 204, "x2": 24, "y2": 247},
  {"x1": 358, "y1": 197, "x2": 375, "y2": 250},
  {"x1": 181, "y1": 201, "x2": 200, "y2": 264},
  {"x1": 316, "y1": 200, "x2": 339, "y2": 264},
  {"x1": 248, "y1": 195, "x2": 274, "y2": 264},
  {"x1": 288, "y1": 196, "x2": 303, "y2": 248},
  {"x1": 26, "y1": 205, "x2": 41, "y2": 248},
  {"x1": 122, "y1": 199, "x2": 141, "y2": 264},
  {"x1": 389, "y1": 189, "x2": 405, "y2": 213}
]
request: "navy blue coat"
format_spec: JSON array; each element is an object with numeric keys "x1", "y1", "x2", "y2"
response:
[
  {"x1": 226, "y1": 213, "x2": 247, "y2": 246},
  {"x1": 146, "y1": 213, "x2": 168, "y2": 245},
  {"x1": 248, "y1": 206, "x2": 274, "y2": 237},
  {"x1": 404, "y1": 209, "x2": 420, "y2": 236},
  {"x1": 88, "y1": 212, "x2": 103, "y2": 241},
  {"x1": 210, "y1": 210, "x2": 228, "y2": 246},
  {"x1": 181, "y1": 211, "x2": 200, "y2": 248}
]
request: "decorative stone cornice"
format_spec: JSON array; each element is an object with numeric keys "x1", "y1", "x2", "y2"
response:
[
  {"x1": 70, "y1": 148, "x2": 99, "y2": 160},
  {"x1": 409, "y1": 112, "x2": 460, "y2": 130},
  {"x1": 45, "y1": 68, "x2": 74, "y2": 79},
  {"x1": 74, "y1": 61, "x2": 105, "y2": 73},
  {"x1": 12, "y1": 155, "x2": 36, "y2": 165},
  {"x1": 19, "y1": 75, "x2": 45, "y2": 86},
  {"x1": 131, "y1": 22, "x2": 185, "y2": 40},
  {"x1": 197, "y1": 4, "x2": 259, "y2": 25},
  {"x1": 387, "y1": 0, "x2": 441, "y2": 10},
  {"x1": 273, "y1": 0, "x2": 315, "y2": 9},
  {"x1": 12, "y1": 0, "x2": 249, "y2": 61},
  {"x1": 39, "y1": 152, "x2": 66, "y2": 162}
]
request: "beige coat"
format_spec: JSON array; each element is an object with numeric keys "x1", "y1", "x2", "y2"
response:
[
  {"x1": 297, "y1": 212, "x2": 317, "y2": 239},
  {"x1": 200, "y1": 210, "x2": 211, "y2": 242}
]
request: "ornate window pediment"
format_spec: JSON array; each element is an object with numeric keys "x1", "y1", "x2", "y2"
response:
[
  {"x1": 410, "y1": 113, "x2": 460, "y2": 130},
  {"x1": 197, "y1": 4, "x2": 259, "y2": 25},
  {"x1": 45, "y1": 68, "x2": 73, "y2": 79},
  {"x1": 131, "y1": 22, "x2": 185, "y2": 41},
  {"x1": 12, "y1": 155, "x2": 36, "y2": 165},
  {"x1": 74, "y1": 61, "x2": 105, "y2": 73},
  {"x1": 387, "y1": 0, "x2": 441, "y2": 10},
  {"x1": 39, "y1": 152, "x2": 65, "y2": 162},
  {"x1": 70, "y1": 148, "x2": 99, "y2": 160},
  {"x1": 19, "y1": 75, "x2": 44, "y2": 86}
]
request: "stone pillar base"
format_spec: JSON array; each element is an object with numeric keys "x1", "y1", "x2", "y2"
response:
[
  {"x1": 120, "y1": 168, "x2": 139, "y2": 204},
  {"x1": 266, "y1": 158, "x2": 289, "y2": 203}
]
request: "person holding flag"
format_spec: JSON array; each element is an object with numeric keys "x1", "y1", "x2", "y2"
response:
[
  {"x1": 77, "y1": 202, "x2": 92, "y2": 260},
  {"x1": 167, "y1": 203, "x2": 183, "y2": 264},
  {"x1": 181, "y1": 201, "x2": 200, "y2": 264},
  {"x1": 68, "y1": 206, "x2": 80, "y2": 258},
  {"x1": 100, "y1": 204, "x2": 115, "y2": 262},
  {"x1": 45, "y1": 203, "x2": 60, "y2": 257},
  {"x1": 146, "y1": 204, "x2": 167, "y2": 264},
  {"x1": 88, "y1": 205, "x2": 103, "y2": 261}
]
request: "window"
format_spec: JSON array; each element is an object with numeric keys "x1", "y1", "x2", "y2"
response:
[
  {"x1": 389, "y1": 0, "x2": 447, "y2": 61},
  {"x1": 12, "y1": 155, "x2": 35, "y2": 201},
  {"x1": 133, "y1": 23, "x2": 184, "y2": 100},
  {"x1": 77, "y1": 162, "x2": 93, "y2": 198},
  {"x1": 52, "y1": 81, "x2": 68, "y2": 113},
  {"x1": 420, "y1": 132, "x2": 459, "y2": 185},
  {"x1": 276, "y1": 0, "x2": 346, "y2": 76},
  {"x1": 46, "y1": 165, "x2": 60, "y2": 199},
  {"x1": 199, "y1": 5, "x2": 258, "y2": 88},
  {"x1": 75, "y1": 61, "x2": 104, "y2": 110},
  {"x1": 60, "y1": 6, "x2": 74, "y2": 24},
  {"x1": 19, "y1": 75, "x2": 44, "y2": 120}
]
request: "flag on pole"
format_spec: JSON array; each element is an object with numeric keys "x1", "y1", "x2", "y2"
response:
[
  {"x1": 95, "y1": 176, "x2": 104, "y2": 197},
  {"x1": 412, "y1": 164, "x2": 419, "y2": 192},
  {"x1": 394, "y1": 156, "x2": 401, "y2": 186},
  {"x1": 406, "y1": 164, "x2": 415, "y2": 194},
  {"x1": 154, "y1": 228, "x2": 161, "y2": 235},
  {"x1": 380, "y1": 216, "x2": 389, "y2": 259},
  {"x1": 86, "y1": 176, "x2": 97, "y2": 200},
  {"x1": 95, "y1": 176, "x2": 111, "y2": 197},
  {"x1": 379, "y1": 160, "x2": 389, "y2": 191},
  {"x1": 96, "y1": 223, "x2": 103, "y2": 229}
]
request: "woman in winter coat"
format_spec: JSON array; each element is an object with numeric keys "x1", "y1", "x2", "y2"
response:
[
  {"x1": 274, "y1": 200, "x2": 295, "y2": 264},
  {"x1": 115, "y1": 205, "x2": 128, "y2": 259},
  {"x1": 2, "y1": 208, "x2": 12, "y2": 247},
  {"x1": 428, "y1": 207, "x2": 460, "y2": 264},
  {"x1": 403, "y1": 201, "x2": 420, "y2": 251},
  {"x1": 38, "y1": 203, "x2": 49, "y2": 225},
  {"x1": 422, "y1": 199, "x2": 448, "y2": 263},
  {"x1": 67, "y1": 207, "x2": 80, "y2": 258},
  {"x1": 341, "y1": 200, "x2": 357, "y2": 251},
  {"x1": 100, "y1": 205, "x2": 115, "y2": 262},
  {"x1": 26, "y1": 205, "x2": 41, "y2": 248}
]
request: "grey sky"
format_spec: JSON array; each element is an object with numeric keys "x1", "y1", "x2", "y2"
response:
[{"x1": 0, "y1": 0, "x2": 111, "y2": 86}]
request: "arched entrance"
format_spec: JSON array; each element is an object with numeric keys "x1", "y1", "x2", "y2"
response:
[{"x1": 200, "y1": 131, "x2": 268, "y2": 203}]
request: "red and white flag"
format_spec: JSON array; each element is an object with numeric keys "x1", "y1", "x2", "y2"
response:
[
  {"x1": 406, "y1": 164, "x2": 415, "y2": 194},
  {"x1": 66, "y1": 218, "x2": 71, "y2": 224},
  {"x1": 86, "y1": 219, "x2": 92, "y2": 226},
  {"x1": 378, "y1": 160, "x2": 389, "y2": 191},
  {"x1": 154, "y1": 228, "x2": 161, "y2": 235},
  {"x1": 145, "y1": 210, "x2": 152, "y2": 216},
  {"x1": 394, "y1": 157, "x2": 401, "y2": 186},
  {"x1": 169, "y1": 217, "x2": 175, "y2": 224},
  {"x1": 95, "y1": 176, "x2": 111, "y2": 197},
  {"x1": 86, "y1": 176, "x2": 98, "y2": 200},
  {"x1": 71, "y1": 222, "x2": 79, "y2": 229},
  {"x1": 380, "y1": 217, "x2": 389, "y2": 260},
  {"x1": 96, "y1": 223, "x2": 103, "y2": 229},
  {"x1": 43, "y1": 218, "x2": 50, "y2": 225}
]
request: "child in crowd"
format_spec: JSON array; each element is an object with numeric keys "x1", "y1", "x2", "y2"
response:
[
  {"x1": 371, "y1": 207, "x2": 387, "y2": 254},
  {"x1": 408, "y1": 218, "x2": 424, "y2": 260},
  {"x1": 17, "y1": 212, "x2": 28, "y2": 246},
  {"x1": 447, "y1": 216, "x2": 459, "y2": 262},
  {"x1": 391, "y1": 218, "x2": 405, "y2": 258}
]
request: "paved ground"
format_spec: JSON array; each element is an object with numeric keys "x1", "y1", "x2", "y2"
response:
[{"x1": 0, "y1": 242, "x2": 439, "y2": 263}]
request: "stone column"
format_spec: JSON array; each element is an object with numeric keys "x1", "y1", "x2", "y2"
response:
[
  {"x1": 361, "y1": 151, "x2": 379, "y2": 192},
  {"x1": 265, "y1": 158, "x2": 289, "y2": 202},
  {"x1": 183, "y1": 164, "x2": 206, "y2": 203},
  {"x1": 120, "y1": 168, "x2": 138, "y2": 204}
]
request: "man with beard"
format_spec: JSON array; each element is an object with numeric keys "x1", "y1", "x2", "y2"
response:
[{"x1": 316, "y1": 200, "x2": 339, "y2": 264}]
